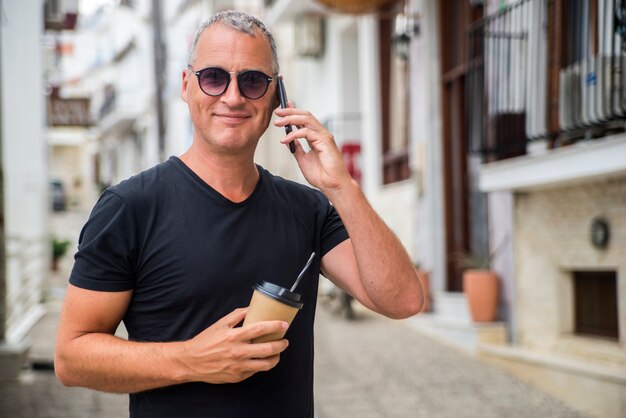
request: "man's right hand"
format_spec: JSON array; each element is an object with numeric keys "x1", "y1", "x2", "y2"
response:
[
  {"x1": 56, "y1": 287, "x2": 287, "y2": 393},
  {"x1": 179, "y1": 308, "x2": 290, "y2": 384}
]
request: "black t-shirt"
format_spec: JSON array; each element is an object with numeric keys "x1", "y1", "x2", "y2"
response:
[{"x1": 70, "y1": 156, "x2": 349, "y2": 418}]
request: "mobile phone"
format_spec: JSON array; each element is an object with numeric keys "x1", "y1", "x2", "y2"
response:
[{"x1": 276, "y1": 77, "x2": 296, "y2": 153}]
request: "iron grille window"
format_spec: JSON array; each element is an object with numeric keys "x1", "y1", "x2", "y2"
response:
[
  {"x1": 467, "y1": 0, "x2": 531, "y2": 162},
  {"x1": 467, "y1": 0, "x2": 626, "y2": 162},
  {"x1": 573, "y1": 270, "x2": 619, "y2": 340}
]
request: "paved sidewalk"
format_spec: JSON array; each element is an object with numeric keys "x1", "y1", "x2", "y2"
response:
[
  {"x1": 313, "y1": 305, "x2": 592, "y2": 418},
  {"x1": 0, "y1": 299, "x2": 130, "y2": 417},
  {"x1": 0, "y1": 210, "x2": 129, "y2": 417}
]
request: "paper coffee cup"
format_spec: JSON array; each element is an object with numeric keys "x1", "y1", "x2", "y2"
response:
[{"x1": 243, "y1": 281, "x2": 304, "y2": 343}]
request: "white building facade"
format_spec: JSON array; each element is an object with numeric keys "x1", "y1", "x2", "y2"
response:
[
  {"x1": 45, "y1": 0, "x2": 164, "y2": 215},
  {"x1": 0, "y1": 0, "x2": 50, "y2": 377},
  {"x1": 470, "y1": 1, "x2": 626, "y2": 416}
]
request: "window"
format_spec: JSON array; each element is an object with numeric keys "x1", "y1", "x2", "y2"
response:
[
  {"x1": 573, "y1": 271, "x2": 619, "y2": 340},
  {"x1": 548, "y1": 0, "x2": 626, "y2": 141},
  {"x1": 379, "y1": 6, "x2": 410, "y2": 184},
  {"x1": 468, "y1": 0, "x2": 626, "y2": 160}
]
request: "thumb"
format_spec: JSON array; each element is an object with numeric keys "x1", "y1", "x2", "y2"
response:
[
  {"x1": 214, "y1": 307, "x2": 249, "y2": 329},
  {"x1": 291, "y1": 139, "x2": 306, "y2": 160}
]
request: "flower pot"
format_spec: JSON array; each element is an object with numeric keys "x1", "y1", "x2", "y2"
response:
[{"x1": 462, "y1": 269, "x2": 498, "y2": 322}]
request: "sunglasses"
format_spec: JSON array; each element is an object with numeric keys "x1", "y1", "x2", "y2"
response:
[{"x1": 188, "y1": 65, "x2": 274, "y2": 100}]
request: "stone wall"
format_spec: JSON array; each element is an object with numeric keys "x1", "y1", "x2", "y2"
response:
[
  {"x1": 370, "y1": 180, "x2": 418, "y2": 263},
  {"x1": 514, "y1": 175, "x2": 626, "y2": 367}
]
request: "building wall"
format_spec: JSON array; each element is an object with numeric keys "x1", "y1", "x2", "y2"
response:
[
  {"x1": 1, "y1": 0, "x2": 48, "y2": 342},
  {"x1": 163, "y1": 0, "x2": 209, "y2": 159},
  {"x1": 488, "y1": 191, "x2": 516, "y2": 337},
  {"x1": 514, "y1": 175, "x2": 626, "y2": 368},
  {"x1": 46, "y1": 2, "x2": 162, "y2": 204},
  {"x1": 50, "y1": 144, "x2": 84, "y2": 208},
  {"x1": 369, "y1": 181, "x2": 417, "y2": 264},
  {"x1": 409, "y1": 0, "x2": 446, "y2": 290}
]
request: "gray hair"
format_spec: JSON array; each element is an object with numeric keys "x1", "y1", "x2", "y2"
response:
[{"x1": 188, "y1": 10, "x2": 279, "y2": 74}]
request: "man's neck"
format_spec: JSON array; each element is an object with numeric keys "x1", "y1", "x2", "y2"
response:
[{"x1": 179, "y1": 144, "x2": 259, "y2": 203}]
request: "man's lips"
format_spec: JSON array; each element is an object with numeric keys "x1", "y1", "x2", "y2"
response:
[{"x1": 215, "y1": 113, "x2": 250, "y2": 123}]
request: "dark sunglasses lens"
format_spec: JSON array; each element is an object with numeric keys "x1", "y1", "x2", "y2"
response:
[
  {"x1": 198, "y1": 68, "x2": 229, "y2": 96},
  {"x1": 238, "y1": 71, "x2": 270, "y2": 99}
]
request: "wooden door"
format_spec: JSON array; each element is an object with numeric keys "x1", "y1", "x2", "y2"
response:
[{"x1": 439, "y1": 0, "x2": 482, "y2": 291}]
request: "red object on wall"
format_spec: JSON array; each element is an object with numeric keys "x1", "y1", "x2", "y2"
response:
[{"x1": 341, "y1": 142, "x2": 362, "y2": 184}]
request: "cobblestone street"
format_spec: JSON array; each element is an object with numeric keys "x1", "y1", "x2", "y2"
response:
[{"x1": 313, "y1": 304, "x2": 590, "y2": 418}]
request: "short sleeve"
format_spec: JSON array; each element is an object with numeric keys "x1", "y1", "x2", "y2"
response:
[
  {"x1": 69, "y1": 191, "x2": 137, "y2": 292},
  {"x1": 318, "y1": 193, "x2": 349, "y2": 257}
]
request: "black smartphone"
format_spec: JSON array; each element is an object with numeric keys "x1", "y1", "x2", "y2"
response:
[{"x1": 276, "y1": 77, "x2": 296, "y2": 153}]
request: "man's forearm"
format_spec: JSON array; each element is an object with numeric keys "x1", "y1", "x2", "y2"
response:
[
  {"x1": 324, "y1": 180, "x2": 423, "y2": 318},
  {"x1": 55, "y1": 306, "x2": 290, "y2": 393},
  {"x1": 55, "y1": 333, "x2": 189, "y2": 393},
  {"x1": 273, "y1": 105, "x2": 421, "y2": 317}
]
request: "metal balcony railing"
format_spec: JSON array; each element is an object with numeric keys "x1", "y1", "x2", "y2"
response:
[{"x1": 467, "y1": 0, "x2": 626, "y2": 162}]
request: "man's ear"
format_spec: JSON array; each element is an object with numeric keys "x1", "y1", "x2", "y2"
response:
[
  {"x1": 273, "y1": 83, "x2": 280, "y2": 109},
  {"x1": 181, "y1": 69, "x2": 190, "y2": 103}
]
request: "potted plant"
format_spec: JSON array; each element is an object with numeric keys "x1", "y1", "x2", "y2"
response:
[
  {"x1": 51, "y1": 237, "x2": 71, "y2": 272},
  {"x1": 454, "y1": 251, "x2": 499, "y2": 322}
]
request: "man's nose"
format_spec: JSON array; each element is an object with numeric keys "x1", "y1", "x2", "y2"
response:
[{"x1": 221, "y1": 75, "x2": 246, "y2": 106}]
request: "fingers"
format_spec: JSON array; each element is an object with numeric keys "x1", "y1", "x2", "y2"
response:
[
  {"x1": 279, "y1": 126, "x2": 328, "y2": 146},
  {"x1": 291, "y1": 137, "x2": 307, "y2": 158},
  {"x1": 274, "y1": 109, "x2": 335, "y2": 149},
  {"x1": 243, "y1": 354, "x2": 281, "y2": 372},
  {"x1": 220, "y1": 354, "x2": 282, "y2": 383},
  {"x1": 240, "y1": 340, "x2": 289, "y2": 361},
  {"x1": 183, "y1": 309, "x2": 293, "y2": 384},
  {"x1": 238, "y1": 319, "x2": 289, "y2": 341},
  {"x1": 274, "y1": 110, "x2": 324, "y2": 132},
  {"x1": 214, "y1": 307, "x2": 249, "y2": 329},
  {"x1": 229, "y1": 333, "x2": 288, "y2": 379}
]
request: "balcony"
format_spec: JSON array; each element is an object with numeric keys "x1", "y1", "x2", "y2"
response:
[
  {"x1": 47, "y1": 97, "x2": 92, "y2": 127},
  {"x1": 468, "y1": 0, "x2": 626, "y2": 190},
  {"x1": 97, "y1": 86, "x2": 143, "y2": 138},
  {"x1": 44, "y1": 0, "x2": 79, "y2": 31}
]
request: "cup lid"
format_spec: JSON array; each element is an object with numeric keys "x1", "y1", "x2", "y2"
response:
[{"x1": 254, "y1": 281, "x2": 304, "y2": 309}]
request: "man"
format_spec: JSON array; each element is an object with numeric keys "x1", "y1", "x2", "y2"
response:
[{"x1": 55, "y1": 10, "x2": 423, "y2": 418}]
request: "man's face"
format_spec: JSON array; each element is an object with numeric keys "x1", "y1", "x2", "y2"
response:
[{"x1": 182, "y1": 24, "x2": 277, "y2": 155}]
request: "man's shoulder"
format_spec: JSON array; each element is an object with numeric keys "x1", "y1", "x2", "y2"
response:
[
  {"x1": 260, "y1": 166, "x2": 318, "y2": 196},
  {"x1": 109, "y1": 157, "x2": 179, "y2": 196},
  {"x1": 103, "y1": 157, "x2": 182, "y2": 212},
  {"x1": 258, "y1": 166, "x2": 330, "y2": 213}
]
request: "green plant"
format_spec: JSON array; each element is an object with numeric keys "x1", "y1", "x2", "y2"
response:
[
  {"x1": 52, "y1": 238, "x2": 71, "y2": 260},
  {"x1": 451, "y1": 235, "x2": 509, "y2": 271},
  {"x1": 452, "y1": 250, "x2": 492, "y2": 270}
]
